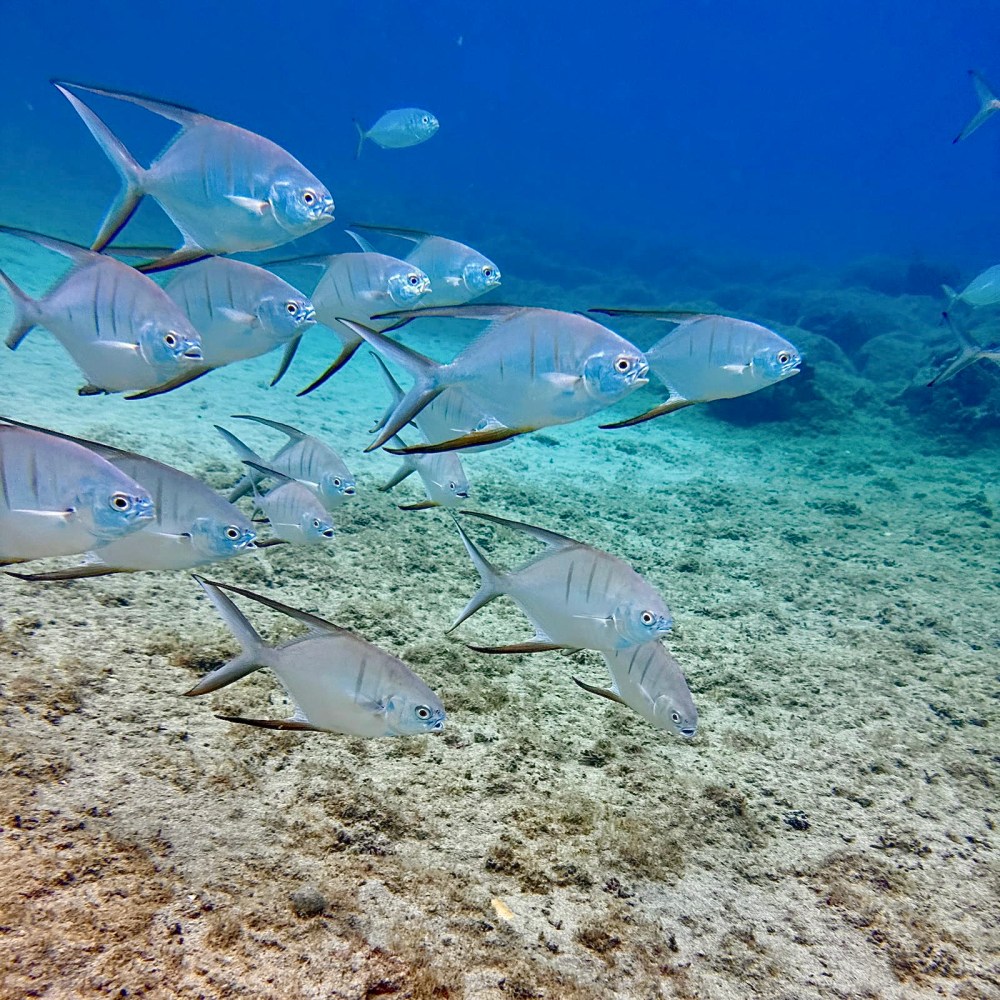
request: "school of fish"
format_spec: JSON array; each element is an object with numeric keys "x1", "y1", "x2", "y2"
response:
[{"x1": 1, "y1": 78, "x2": 995, "y2": 741}]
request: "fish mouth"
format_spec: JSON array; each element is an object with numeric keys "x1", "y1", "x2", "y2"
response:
[
  {"x1": 302, "y1": 306, "x2": 317, "y2": 324},
  {"x1": 343, "y1": 486, "x2": 357, "y2": 496},
  {"x1": 455, "y1": 491, "x2": 469, "y2": 499},
  {"x1": 680, "y1": 727, "x2": 697, "y2": 739},
  {"x1": 183, "y1": 346, "x2": 204, "y2": 361},
  {"x1": 321, "y1": 528, "x2": 335, "y2": 539}
]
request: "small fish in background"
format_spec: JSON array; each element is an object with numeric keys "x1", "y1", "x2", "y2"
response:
[
  {"x1": 590, "y1": 309, "x2": 801, "y2": 428},
  {"x1": 927, "y1": 312, "x2": 1000, "y2": 386},
  {"x1": 2, "y1": 419, "x2": 254, "y2": 580},
  {"x1": 346, "y1": 305, "x2": 649, "y2": 453},
  {"x1": 54, "y1": 81, "x2": 335, "y2": 271},
  {"x1": 219, "y1": 415, "x2": 356, "y2": 511},
  {"x1": 576, "y1": 642, "x2": 698, "y2": 739},
  {"x1": 954, "y1": 70, "x2": 1000, "y2": 143},
  {"x1": 246, "y1": 470, "x2": 336, "y2": 546},
  {"x1": 348, "y1": 225, "x2": 501, "y2": 307},
  {"x1": 373, "y1": 354, "x2": 471, "y2": 510},
  {"x1": 278, "y1": 250, "x2": 431, "y2": 393},
  {"x1": 0, "y1": 227, "x2": 203, "y2": 395},
  {"x1": 0, "y1": 419, "x2": 154, "y2": 565},
  {"x1": 942, "y1": 264, "x2": 1000, "y2": 309},
  {"x1": 354, "y1": 109, "x2": 439, "y2": 158},
  {"x1": 186, "y1": 577, "x2": 446, "y2": 738},
  {"x1": 449, "y1": 510, "x2": 674, "y2": 655}
]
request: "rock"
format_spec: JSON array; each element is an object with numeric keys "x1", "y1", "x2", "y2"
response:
[{"x1": 290, "y1": 884, "x2": 327, "y2": 918}]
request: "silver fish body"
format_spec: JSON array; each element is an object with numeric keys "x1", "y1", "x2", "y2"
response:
[
  {"x1": 187, "y1": 579, "x2": 446, "y2": 738},
  {"x1": 954, "y1": 70, "x2": 1000, "y2": 143},
  {"x1": 0, "y1": 422, "x2": 154, "y2": 563},
  {"x1": 579, "y1": 642, "x2": 698, "y2": 738},
  {"x1": 55, "y1": 82, "x2": 335, "y2": 262},
  {"x1": 944, "y1": 265, "x2": 1000, "y2": 308},
  {"x1": 254, "y1": 480, "x2": 335, "y2": 545},
  {"x1": 355, "y1": 109, "x2": 439, "y2": 157},
  {"x1": 164, "y1": 257, "x2": 315, "y2": 367},
  {"x1": 0, "y1": 228, "x2": 203, "y2": 393},
  {"x1": 451, "y1": 511, "x2": 673, "y2": 654},
  {"x1": 220, "y1": 415, "x2": 356, "y2": 511},
  {"x1": 927, "y1": 313, "x2": 1000, "y2": 386}
]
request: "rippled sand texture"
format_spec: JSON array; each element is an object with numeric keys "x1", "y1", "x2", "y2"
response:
[{"x1": 1, "y1": 242, "x2": 998, "y2": 999}]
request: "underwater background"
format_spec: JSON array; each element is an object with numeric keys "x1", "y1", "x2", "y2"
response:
[{"x1": 1, "y1": 2, "x2": 998, "y2": 998}]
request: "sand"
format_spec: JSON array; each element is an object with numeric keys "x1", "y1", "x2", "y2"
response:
[{"x1": 0, "y1": 235, "x2": 998, "y2": 999}]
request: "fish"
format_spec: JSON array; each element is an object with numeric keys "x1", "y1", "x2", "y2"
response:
[
  {"x1": 0, "y1": 419, "x2": 154, "y2": 565},
  {"x1": 0, "y1": 227, "x2": 204, "y2": 395},
  {"x1": 247, "y1": 470, "x2": 336, "y2": 546},
  {"x1": 954, "y1": 70, "x2": 1000, "y2": 143},
  {"x1": 186, "y1": 577, "x2": 446, "y2": 738},
  {"x1": 927, "y1": 312, "x2": 1000, "y2": 386},
  {"x1": 54, "y1": 81, "x2": 335, "y2": 270},
  {"x1": 290, "y1": 251, "x2": 431, "y2": 393},
  {"x1": 218, "y1": 415, "x2": 356, "y2": 511},
  {"x1": 2, "y1": 419, "x2": 254, "y2": 580},
  {"x1": 449, "y1": 510, "x2": 673, "y2": 654},
  {"x1": 942, "y1": 265, "x2": 1000, "y2": 308},
  {"x1": 373, "y1": 355, "x2": 471, "y2": 509},
  {"x1": 354, "y1": 109, "x2": 439, "y2": 158},
  {"x1": 575, "y1": 642, "x2": 698, "y2": 738},
  {"x1": 162, "y1": 257, "x2": 315, "y2": 369},
  {"x1": 346, "y1": 305, "x2": 649, "y2": 453},
  {"x1": 589, "y1": 309, "x2": 801, "y2": 428},
  {"x1": 347, "y1": 225, "x2": 501, "y2": 307}
]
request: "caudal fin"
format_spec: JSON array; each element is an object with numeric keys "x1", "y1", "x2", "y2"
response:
[
  {"x1": 0, "y1": 268, "x2": 42, "y2": 350},
  {"x1": 354, "y1": 120, "x2": 366, "y2": 159},
  {"x1": 448, "y1": 515, "x2": 506, "y2": 631},
  {"x1": 184, "y1": 576, "x2": 269, "y2": 695},
  {"x1": 54, "y1": 82, "x2": 148, "y2": 250},
  {"x1": 954, "y1": 70, "x2": 1000, "y2": 143}
]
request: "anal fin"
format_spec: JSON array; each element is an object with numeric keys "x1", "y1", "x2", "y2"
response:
[
  {"x1": 599, "y1": 398, "x2": 696, "y2": 429},
  {"x1": 216, "y1": 715, "x2": 319, "y2": 732}
]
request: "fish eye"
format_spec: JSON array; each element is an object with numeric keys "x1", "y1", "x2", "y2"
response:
[
  {"x1": 286, "y1": 302, "x2": 298, "y2": 314},
  {"x1": 415, "y1": 705, "x2": 431, "y2": 720},
  {"x1": 778, "y1": 351, "x2": 790, "y2": 364},
  {"x1": 408, "y1": 274, "x2": 421, "y2": 285},
  {"x1": 313, "y1": 519, "x2": 321, "y2": 528},
  {"x1": 615, "y1": 356, "x2": 631, "y2": 373},
  {"x1": 225, "y1": 526, "x2": 241, "y2": 540},
  {"x1": 302, "y1": 190, "x2": 315, "y2": 205},
  {"x1": 333, "y1": 478, "x2": 342, "y2": 488},
  {"x1": 641, "y1": 611, "x2": 655, "y2": 626},
  {"x1": 448, "y1": 482, "x2": 457, "y2": 490},
  {"x1": 422, "y1": 116, "x2": 430, "y2": 124},
  {"x1": 483, "y1": 267, "x2": 492, "y2": 277},
  {"x1": 164, "y1": 332, "x2": 178, "y2": 347},
  {"x1": 110, "y1": 493, "x2": 132, "y2": 511},
  {"x1": 671, "y1": 711, "x2": 681, "y2": 724}
]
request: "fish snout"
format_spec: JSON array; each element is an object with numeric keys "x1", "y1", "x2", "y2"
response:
[
  {"x1": 680, "y1": 726, "x2": 697, "y2": 739},
  {"x1": 343, "y1": 485, "x2": 357, "y2": 496},
  {"x1": 302, "y1": 305, "x2": 317, "y2": 324},
  {"x1": 134, "y1": 496, "x2": 156, "y2": 521},
  {"x1": 322, "y1": 527, "x2": 335, "y2": 539},
  {"x1": 183, "y1": 344, "x2": 204, "y2": 362},
  {"x1": 455, "y1": 490, "x2": 469, "y2": 499}
]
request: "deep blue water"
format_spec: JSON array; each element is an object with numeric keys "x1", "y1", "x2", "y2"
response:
[{"x1": 2, "y1": 0, "x2": 999, "y2": 275}]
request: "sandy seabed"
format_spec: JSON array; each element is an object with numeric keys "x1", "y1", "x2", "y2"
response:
[{"x1": 0, "y1": 238, "x2": 998, "y2": 999}]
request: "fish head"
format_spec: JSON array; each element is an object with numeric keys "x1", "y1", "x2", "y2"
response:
[
  {"x1": 614, "y1": 600, "x2": 674, "y2": 646},
  {"x1": 429, "y1": 468, "x2": 471, "y2": 505},
  {"x1": 319, "y1": 472, "x2": 357, "y2": 506},
  {"x1": 189, "y1": 516, "x2": 257, "y2": 559},
  {"x1": 582, "y1": 349, "x2": 649, "y2": 401},
  {"x1": 258, "y1": 294, "x2": 317, "y2": 340},
  {"x1": 300, "y1": 511, "x2": 336, "y2": 543},
  {"x1": 414, "y1": 111, "x2": 440, "y2": 139},
  {"x1": 461, "y1": 255, "x2": 502, "y2": 295},
  {"x1": 269, "y1": 177, "x2": 336, "y2": 235},
  {"x1": 750, "y1": 340, "x2": 802, "y2": 384},
  {"x1": 383, "y1": 691, "x2": 446, "y2": 736},
  {"x1": 77, "y1": 479, "x2": 156, "y2": 541},
  {"x1": 138, "y1": 322, "x2": 204, "y2": 368},
  {"x1": 386, "y1": 265, "x2": 432, "y2": 307},
  {"x1": 652, "y1": 690, "x2": 698, "y2": 740}
]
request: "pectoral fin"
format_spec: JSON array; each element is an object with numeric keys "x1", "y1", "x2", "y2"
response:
[
  {"x1": 573, "y1": 676, "x2": 628, "y2": 706},
  {"x1": 599, "y1": 398, "x2": 696, "y2": 429},
  {"x1": 226, "y1": 195, "x2": 270, "y2": 216},
  {"x1": 218, "y1": 306, "x2": 258, "y2": 327}
]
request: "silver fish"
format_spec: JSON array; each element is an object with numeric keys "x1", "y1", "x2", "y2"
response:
[
  {"x1": 0, "y1": 420, "x2": 154, "y2": 565},
  {"x1": 186, "y1": 578, "x2": 446, "y2": 738},
  {"x1": 450, "y1": 510, "x2": 673, "y2": 654},
  {"x1": 943, "y1": 265, "x2": 1000, "y2": 308},
  {"x1": 55, "y1": 81, "x2": 335, "y2": 270},
  {"x1": 0, "y1": 227, "x2": 203, "y2": 395},
  {"x1": 354, "y1": 109, "x2": 439, "y2": 158},
  {"x1": 348, "y1": 225, "x2": 501, "y2": 306},
  {"x1": 575, "y1": 643, "x2": 698, "y2": 738},
  {"x1": 927, "y1": 313, "x2": 1000, "y2": 386},
  {"x1": 250, "y1": 476, "x2": 335, "y2": 546},
  {"x1": 219, "y1": 415, "x2": 356, "y2": 511},
  {"x1": 4, "y1": 422, "x2": 254, "y2": 580},
  {"x1": 954, "y1": 70, "x2": 1000, "y2": 143},
  {"x1": 164, "y1": 257, "x2": 315, "y2": 369},
  {"x1": 346, "y1": 305, "x2": 649, "y2": 453},
  {"x1": 591, "y1": 309, "x2": 801, "y2": 428}
]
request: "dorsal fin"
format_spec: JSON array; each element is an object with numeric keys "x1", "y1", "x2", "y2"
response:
[
  {"x1": 0, "y1": 225, "x2": 100, "y2": 266},
  {"x1": 348, "y1": 222, "x2": 430, "y2": 245},
  {"x1": 232, "y1": 414, "x2": 306, "y2": 442},
  {"x1": 53, "y1": 80, "x2": 208, "y2": 128},
  {"x1": 458, "y1": 509, "x2": 579, "y2": 549},
  {"x1": 195, "y1": 577, "x2": 348, "y2": 635}
]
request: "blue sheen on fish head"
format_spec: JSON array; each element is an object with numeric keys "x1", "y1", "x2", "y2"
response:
[
  {"x1": 613, "y1": 600, "x2": 674, "y2": 647},
  {"x1": 269, "y1": 177, "x2": 335, "y2": 235},
  {"x1": 752, "y1": 340, "x2": 802, "y2": 383},
  {"x1": 582, "y1": 349, "x2": 649, "y2": 401},
  {"x1": 383, "y1": 692, "x2": 446, "y2": 736},
  {"x1": 76, "y1": 478, "x2": 156, "y2": 541},
  {"x1": 189, "y1": 517, "x2": 256, "y2": 560},
  {"x1": 137, "y1": 322, "x2": 204, "y2": 367},
  {"x1": 258, "y1": 294, "x2": 317, "y2": 341},
  {"x1": 414, "y1": 112, "x2": 440, "y2": 140},
  {"x1": 653, "y1": 688, "x2": 698, "y2": 739},
  {"x1": 319, "y1": 471, "x2": 357, "y2": 505},
  {"x1": 461, "y1": 256, "x2": 502, "y2": 295},
  {"x1": 301, "y1": 511, "x2": 336, "y2": 543},
  {"x1": 386, "y1": 266, "x2": 432, "y2": 307}
]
